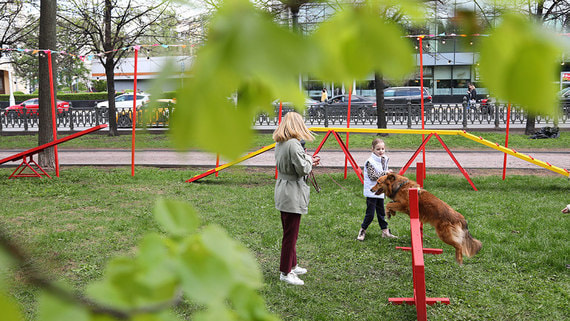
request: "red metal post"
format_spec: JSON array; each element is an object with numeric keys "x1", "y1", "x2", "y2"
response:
[
  {"x1": 419, "y1": 37, "x2": 426, "y2": 179},
  {"x1": 344, "y1": 88, "x2": 352, "y2": 179},
  {"x1": 46, "y1": 50, "x2": 59, "y2": 177},
  {"x1": 131, "y1": 47, "x2": 139, "y2": 177},
  {"x1": 416, "y1": 162, "x2": 424, "y2": 187}
]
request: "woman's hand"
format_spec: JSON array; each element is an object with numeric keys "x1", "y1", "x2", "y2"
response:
[{"x1": 312, "y1": 155, "x2": 321, "y2": 166}]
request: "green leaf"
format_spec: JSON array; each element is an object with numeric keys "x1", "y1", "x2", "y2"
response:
[
  {"x1": 200, "y1": 225, "x2": 262, "y2": 289},
  {"x1": 86, "y1": 234, "x2": 179, "y2": 309},
  {"x1": 171, "y1": 0, "x2": 311, "y2": 160},
  {"x1": 0, "y1": 291, "x2": 24, "y2": 321},
  {"x1": 37, "y1": 291, "x2": 89, "y2": 321},
  {"x1": 311, "y1": 5, "x2": 415, "y2": 84},
  {"x1": 154, "y1": 199, "x2": 200, "y2": 237},
  {"x1": 177, "y1": 234, "x2": 233, "y2": 305},
  {"x1": 479, "y1": 14, "x2": 562, "y2": 115},
  {"x1": 229, "y1": 285, "x2": 279, "y2": 321}
]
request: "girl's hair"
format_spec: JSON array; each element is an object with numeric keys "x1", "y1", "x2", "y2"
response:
[
  {"x1": 273, "y1": 112, "x2": 315, "y2": 142},
  {"x1": 372, "y1": 137, "x2": 385, "y2": 148}
]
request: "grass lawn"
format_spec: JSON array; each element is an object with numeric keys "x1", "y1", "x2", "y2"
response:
[
  {"x1": 0, "y1": 167, "x2": 568, "y2": 320},
  {"x1": 1, "y1": 130, "x2": 569, "y2": 151}
]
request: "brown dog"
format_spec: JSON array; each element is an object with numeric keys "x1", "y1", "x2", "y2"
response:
[{"x1": 371, "y1": 173, "x2": 482, "y2": 265}]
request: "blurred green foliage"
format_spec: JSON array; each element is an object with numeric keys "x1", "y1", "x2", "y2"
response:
[{"x1": 479, "y1": 14, "x2": 563, "y2": 115}]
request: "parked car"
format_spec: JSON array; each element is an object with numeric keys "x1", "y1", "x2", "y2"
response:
[
  {"x1": 116, "y1": 98, "x2": 175, "y2": 127},
  {"x1": 96, "y1": 93, "x2": 150, "y2": 110},
  {"x1": 272, "y1": 98, "x2": 319, "y2": 110},
  {"x1": 309, "y1": 94, "x2": 376, "y2": 118},
  {"x1": 383, "y1": 86, "x2": 432, "y2": 106},
  {"x1": 4, "y1": 98, "x2": 70, "y2": 117}
]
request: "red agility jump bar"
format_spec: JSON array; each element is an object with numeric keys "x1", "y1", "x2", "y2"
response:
[
  {"x1": 0, "y1": 124, "x2": 108, "y2": 178},
  {"x1": 389, "y1": 188, "x2": 450, "y2": 320}
]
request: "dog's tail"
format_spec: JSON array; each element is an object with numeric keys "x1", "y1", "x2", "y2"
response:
[{"x1": 462, "y1": 227, "x2": 482, "y2": 258}]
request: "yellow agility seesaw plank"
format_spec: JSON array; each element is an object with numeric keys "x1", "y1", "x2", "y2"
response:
[{"x1": 459, "y1": 131, "x2": 570, "y2": 178}]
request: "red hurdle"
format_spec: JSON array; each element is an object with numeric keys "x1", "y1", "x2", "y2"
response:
[{"x1": 389, "y1": 188, "x2": 450, "y2": 320}]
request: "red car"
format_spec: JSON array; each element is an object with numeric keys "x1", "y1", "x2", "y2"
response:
[{"x1": 4, "y1": 98, "x2": 70, "y2": 116}]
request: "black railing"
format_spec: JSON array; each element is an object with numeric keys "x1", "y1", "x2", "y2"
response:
[{"x1": 1, "y1": 102, "x2": 569, "y2": 133}]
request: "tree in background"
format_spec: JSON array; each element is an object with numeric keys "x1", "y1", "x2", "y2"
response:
[
  {"x1": 59, "y1": 0, "x2": 176, "y2": 136},
  {"x1": 37, "y1": 0, "x2": 58, "y2": 169}
]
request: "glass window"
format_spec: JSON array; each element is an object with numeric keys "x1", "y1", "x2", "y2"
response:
[{"x1": 384, "y1": 89, "x2": 395, "y2": 97}]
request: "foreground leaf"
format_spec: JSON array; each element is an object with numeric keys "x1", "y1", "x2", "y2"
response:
[
  {"x1": 172, "y1": 0, "x2": 311, "y2": 160},
  {"x1": 154, "y1": 199, "x2": 200, "y2": 237},
  {"x1": 311, "y1": 4, "x2": 415, "y2": 84},
  {"x1": 479, "y1": 14, "x2": 562, "y2": 115}
]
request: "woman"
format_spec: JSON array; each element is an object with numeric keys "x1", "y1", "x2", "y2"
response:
[{"x1": 273, "y1": 112, "x2": 320, "y2": 285}]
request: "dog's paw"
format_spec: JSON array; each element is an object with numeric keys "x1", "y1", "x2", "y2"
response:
[{"x1": 387, "y1": 210, "x2": 396, "y2": 219}]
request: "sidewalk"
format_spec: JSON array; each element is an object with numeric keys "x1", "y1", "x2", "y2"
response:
[{"x1": 1, "y1": 149, "x2": 568, "y2": 174}]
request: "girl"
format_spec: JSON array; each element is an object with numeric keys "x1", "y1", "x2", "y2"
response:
[
  {"x1": 273, "y1": 112, "x2": 320, "y2": 285},
  {"x1": 357, "y1": 138, "x2": 397, "y2": 241}
]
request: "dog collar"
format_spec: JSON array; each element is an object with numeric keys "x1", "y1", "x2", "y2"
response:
[{"x1": 389, "y1": 180, "x2": 409, "y2": 199}]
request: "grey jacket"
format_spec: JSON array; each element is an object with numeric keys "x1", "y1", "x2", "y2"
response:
[{"x1": 274, "y1": 139, "x2": 313, "y2": 214}]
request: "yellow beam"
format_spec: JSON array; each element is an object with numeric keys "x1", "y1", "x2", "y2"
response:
[
  {"x1": 215, "y1": 143, "x2": 276, "y2": 172},
  {"x1": 308, "y1": 127, "x2": 464, "y2": 135},
  {"x1": 459, "y1": 132, "x2": 570, "y2": 178}
]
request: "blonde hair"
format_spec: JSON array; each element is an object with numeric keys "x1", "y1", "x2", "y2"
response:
[
  {"x1": 272, "y1": 112, "x2": 315, "y2": 142},
  {"x1": 372, "y1": 137, "x2": 385, "y2": 149}
]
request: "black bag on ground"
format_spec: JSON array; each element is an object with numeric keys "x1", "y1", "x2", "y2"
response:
[{"x1": 529, "y1": 126, "x2": 560, "y2": 139}]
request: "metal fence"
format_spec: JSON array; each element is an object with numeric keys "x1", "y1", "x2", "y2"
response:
[
  {"x1": 1, "y1": 102, "x2": 569, "y2": 133},
  {"x1": 254, "y1": 102, "x2": 570, "y2": 128}
]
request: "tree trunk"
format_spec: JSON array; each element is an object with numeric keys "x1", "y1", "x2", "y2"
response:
[
  {"x1": 104, "y1": 0, "x2": 118, "y2": 136},
  {"x1": 105, "y1": 57, "x2": 118, "y2": 136},
  {"x1": 374, "y1": 73, "x2": 388, "y2": 135},
  {"x1": 525, "y1": 114, "x2": 536, "y2": 135},
  {"x1": 38, "y1": 0, "x2": 57, "y2": 169}
]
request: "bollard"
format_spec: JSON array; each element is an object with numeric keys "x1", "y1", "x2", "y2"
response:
[
  {"x1": 494, "y1": 102, "x2": 500, "y2": 129},
  {"x1": 69, "y1": 105, "x2": 74, "y2": 131},
  {"x1": 23, "y1": 107, "x2": 28, "y2": 131},
  {"x1": 407, "y1": 100, "x2": 412, "y2": 129},
  {"x1": 462, "y1": 97, "x2": 467, "y2": 130}
]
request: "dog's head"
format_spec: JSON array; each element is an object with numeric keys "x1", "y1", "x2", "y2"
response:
[{"x1": 370, "y1": 173, "x2": 398, "y2": 195}]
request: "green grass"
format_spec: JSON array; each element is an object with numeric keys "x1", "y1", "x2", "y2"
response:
[
  {"x1": 1, "y1": 130, "x2": 569, "y2": 151},
  {"x1": 1, "y1": 167, "x2": 568, "y2": 320}
]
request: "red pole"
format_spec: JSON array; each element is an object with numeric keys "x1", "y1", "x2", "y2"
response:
[
  {"x1": 215, "y1": 154, "x2": 220, "y2": 177},
  {"x1": 46, "y1": 50, "x2": 59, "y2": 177},
  {"x1": 131, "y1": 47, "x2": 139, "y2": 177},
  {"x1": 419, "y1": 37, "x2": 426, "y2": 179},
  {"x1": 502, "y1": 102, "x2": 511, "y2": 180},
  {"x1": 344, "y1": 88, "x2": 352, "y2": 179}
]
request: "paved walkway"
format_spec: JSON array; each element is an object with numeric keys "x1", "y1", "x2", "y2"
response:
[{"x1": 1, "y1": 148, "x2": 568, "y2": 175}]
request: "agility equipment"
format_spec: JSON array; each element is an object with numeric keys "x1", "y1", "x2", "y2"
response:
[
  {"x1": 0, "y1": 124, "x2": 108, "y2": 179},
  {"x1": 309, "y1": 127, "x2": 570, "y2": 179},
  {"x1": 389, "y1": 188, "x2": 450, "y2": 320},
  {"x1": 397, "y1": 132, "x2": 477, "y2": 191},
  {"x1": 185, "y1": 143, "x2": 276, "y2": 182},
  {"x1": 186, "y1": 127, "x2": 569, "y2": 183},
  {"x1": 312, "y1": 129, "x2": 364, "y2": 184}
]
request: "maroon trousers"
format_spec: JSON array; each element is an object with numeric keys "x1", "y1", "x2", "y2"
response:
[{"x1": 280, "y1": 211, "x2": 301, "y2": 274}]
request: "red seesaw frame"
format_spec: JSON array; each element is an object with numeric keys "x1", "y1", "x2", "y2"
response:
[
  {"x1": 389, "y1": 188, "x2": 450, "y2": 320},
  {"x1": 398, "y1": 132, "x2": 478, "y2": 191},
  {"x1": 0, "y1": 124, "x2": 108, "y2": 179},
  {"x1": 312, "y1": 129, "x2": 364, "y2": 184}
]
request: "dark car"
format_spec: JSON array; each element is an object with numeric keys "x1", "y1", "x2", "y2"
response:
[
  {"x1": 383, "y1": 86, "x2": 432, "y2": 105},
  {"x1": 381, "y1": 87, "x2": 433, "y2": 116},
  {"x1": 310, "y1": 94, "x2": 376, "y2": 119}
]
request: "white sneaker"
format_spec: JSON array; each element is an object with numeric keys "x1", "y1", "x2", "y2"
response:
[
  {"x1": 382, "y1": 229, "x2": 398, "y2": 238},
  {"x1": 280, "y1": 272, "x2": 304, "y2": 285},
  {"x1": 357, "y1": 228, "x2": 366, "y2": 241},
  {"x1": 292, "y1": 265, "x2": 307, "y2": 275}
]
